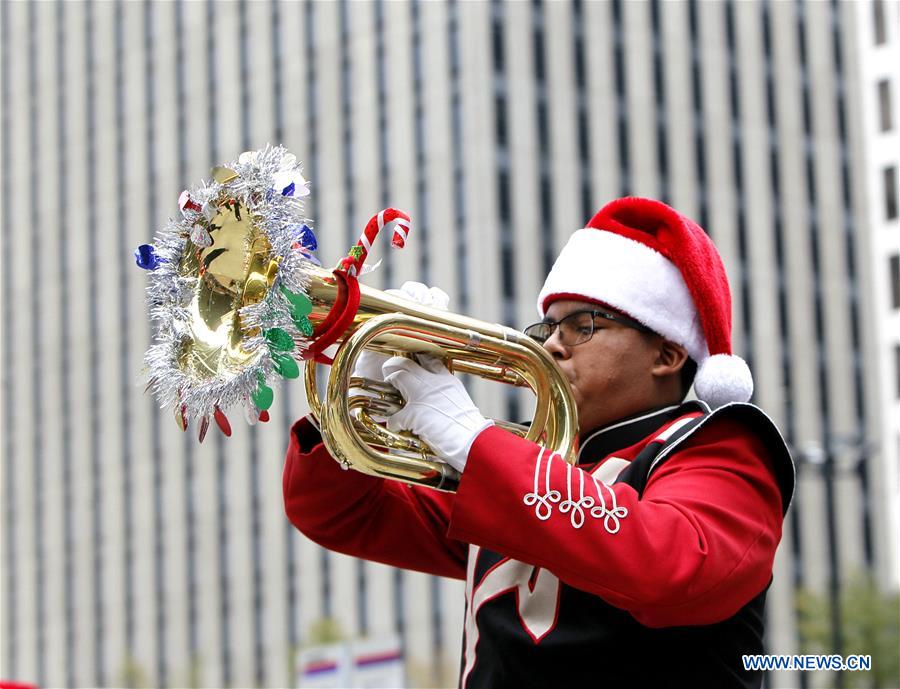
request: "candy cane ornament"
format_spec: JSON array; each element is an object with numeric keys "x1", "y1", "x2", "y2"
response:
[{"x1": 337, "y1": 208, "x2": 411, "y2": 277}]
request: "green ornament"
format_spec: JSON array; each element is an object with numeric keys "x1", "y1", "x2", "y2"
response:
[
  {"x1": 252, "y1": 381, "x2": 274, "y2": 411},
  {"x1": 265, "y1": 327, "x2": 295, "y2": 352},
  {"x1": 294, "y1": 315, "x2": 314, "y2": 337},
  {"x1": 273, "y1": 352, "x2": 300, "y2": 379},
  {"x1": 280, "y1": 286, "x2": 312, "y2": 319},
  {"x1": 348, "y1": 245, "x2": 364, "y2": 260}
]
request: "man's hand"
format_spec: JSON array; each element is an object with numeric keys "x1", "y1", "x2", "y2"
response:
[
  {"x1": 351, "y1": 281, "x2": 450, "y2": 383},
  {"x1": 351, "y1": 282, "x2": 450, "y2": 421},
  {"x1": 388, "y1": 281, "x2": 450, "y2": 311},
  {"x1": 382, "y1": 355, "x2": 493, "y2": 472}
]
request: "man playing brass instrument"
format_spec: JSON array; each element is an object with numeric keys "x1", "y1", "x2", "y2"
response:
[{"x1": 284, "y1": 197, "x2": 793, "y2": 689}]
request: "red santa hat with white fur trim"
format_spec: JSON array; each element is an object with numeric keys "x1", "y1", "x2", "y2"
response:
[{"x1": 537, "y1": 197, "x2": 753, "y2": 408}]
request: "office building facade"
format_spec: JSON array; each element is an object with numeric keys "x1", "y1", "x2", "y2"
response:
[{"x1": 2, "y1": 1, "x2": 896, "y2": 687}]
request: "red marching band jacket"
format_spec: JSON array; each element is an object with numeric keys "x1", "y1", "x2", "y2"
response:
[{"x1": 283, "y1": 401, "x2": 794, "y2": 689}]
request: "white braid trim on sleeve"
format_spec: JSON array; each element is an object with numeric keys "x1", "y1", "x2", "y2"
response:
[
  {"x1": 523, "y1": 449, "x2": 628, "y2": 534},
  {"x1": 523, "y1": 448, "x2": 561, "y2": 520}
]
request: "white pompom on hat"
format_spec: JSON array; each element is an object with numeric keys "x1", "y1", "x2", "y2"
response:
[{"x1": 537, "y1": 197, "x2": 753, "y2": 408}]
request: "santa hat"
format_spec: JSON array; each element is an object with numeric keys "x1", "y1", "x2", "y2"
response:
[{"x1": 537, "y1": 197, "x2": 752, "y2": 408}]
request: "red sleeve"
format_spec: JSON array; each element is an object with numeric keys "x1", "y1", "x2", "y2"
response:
[
  {"x1": 448, "y1": 420, "x2": 784, "y2": 627},
  {"x1": 282, "y1": 416, "x2": 468, "y2": 579}
]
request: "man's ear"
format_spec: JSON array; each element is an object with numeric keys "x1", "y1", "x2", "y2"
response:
[{"x1": 652, "y1": 339, "x2": 689, "y2": 378}]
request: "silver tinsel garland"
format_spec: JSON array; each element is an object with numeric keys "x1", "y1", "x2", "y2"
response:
[{"x1": 140, "y1": 145, "x2": 317, "y2": 430}]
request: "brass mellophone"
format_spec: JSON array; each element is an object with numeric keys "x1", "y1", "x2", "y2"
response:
[{"x1": 298, "y1": 266, "x2": 579, "y2": 491}]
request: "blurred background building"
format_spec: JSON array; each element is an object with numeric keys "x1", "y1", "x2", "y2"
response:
[{"x1": 1, "y1": 0, "x2": 897, "y2": 688}]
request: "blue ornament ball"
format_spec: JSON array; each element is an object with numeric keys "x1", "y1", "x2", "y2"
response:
[
  {"x1": 296, "y1": 224, "x2": 317, "y2": 251},
  {"x1": 134, "y1": 244, "x2": 161, "y2": 270}
]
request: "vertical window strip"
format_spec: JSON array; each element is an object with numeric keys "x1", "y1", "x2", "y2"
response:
[
  {"x1": 796, "y1": 0, "x2": 832, "y2": 459},
  {"x1": 271, "y1": 0, "x2": 300, "y2": 657},
  {"x1": 339, "y1": 0, "x2": 356, "y2": 251},
  {"x1": 412, "y1": 0, "x2": 436, "y2": 665},
  {"x1": 886, "y1": 166, "x2": 899, "y2": 220},
  {"x1": 251, "y1": 415, "x2": 265, "y2": 689},
  {"x1": 649, "y1": 0, "x2": 670, "y2": 204},
  {"x1": 724, "y1": 0, "x2": 754, "y2": 372},
  {"x1": 435, "y1": 0, "x2": 470, "y2": 660},
  {"x1": 112, "y1": 2, "x2": 135, "y2": 684},
  {"x1": 351, "y1": 262, "x2": 369, "y2": 621},
  {"x1": 55, "y1": 2, "x2": 76, "y2": 684},
  {"x1": 322, "y1": 537, "x2": 333, "y2": 622},
  {"x1": 173, "y1": 0, "x2": 200, "y2": 668},
  {"x1": 239, "y1": 0, "x2": 252, "y2": 148},
  {"x1": 181, "y1": 404, "x2": 200, "y2": 666},
  {"x1": 236, "y1": 2, "x2": 266, "y2": 683},
  {"x1": 206, "y1": 0, "x2": 219, "y2": 163},
  {"x1": 27, "y1": 4, "x2": 46, "y2": 684},
  {"x1": 796, "y1": 0, "x2": 843, "y2": 661},
  {"x1": 1, "y1": 0, "x2": 16, "y2": 677},
  {"x1": 204, "y1": 1, "x2": 232, "y2": 683},
  {"x1": 271, "y1": 0, "x2": 284, "y2": 146},
  {"x1": 896, "y1": 345, "x2": 900, "y2": 398},
  {"x1": 142, "y1": 3, "x2": 168, "y2": 685},
  {"x1": 829, "y1": 0, "x2": 873, "y2": 565},
  {"x1": 761, "y1": 6, "x2": 805, "y2": 682},
  {"x1": 375, "y1": 0, "x2": 394, "y2": 286},
  {"x1": 448, "y1": 0, "x2": 469, "y2": 314},
  {"x1": 338, "y1": 0, "x2": 368, "y2": 636},
  {"x1": 214, "y1": 430, "x2": 232, "y2": 688},
  {"x1": 303, "y1": 0, "x2": 332, "y2": 622},
  {"x1": 687, "y1": 0, "x2": 709, "y2": 231},
  {"x1": 448, "y1": 9, "x2": 466, "y2": 282},
  {"x1": 84, "y1": 2, "x2": 106, "y2": 686},
  {"x1": 491, "y1": 0, "x2": 519, "y2": 422},
  {"x1": 761, "y1": 0, "x2": 803, "y2": 581},
  {"x1": 114, "y1": 2, "x2": 136, "y2": 673},
  {"x1": 877, "y1": 80, "x2": 893, "y2": 132},
  {"x1": 611, "y1": 0, "x2": 630, "y2": 197},
  {"x1": 890, "y1": 255, "x2": 900, "y2": 310},
  {"x1": 304, "y1": 0, "x2": 320, "y2": 243},
  {"x1": 872, "y1": 0, "x2": 887, "y2": 45},
  {"x1": 391, "y1": 563, "x2": 404, "y2": 651},
  {"x1": 376, "y1": 0, "x2": 404, "y2": 648},
  {"x1": 572, "y1": 0, "x2": 593, "y2": 221},
  {"x1": 430, "y1": 576, "x2": 443, "y2": 684},
  {"x1": 412, "y1": 0, "x2": 430, "y2": 283},
  {"x1": 531, "y1": 0, "x2": 554, "y2": 276}
]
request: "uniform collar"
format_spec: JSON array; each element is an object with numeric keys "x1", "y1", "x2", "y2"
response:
[{"x1": 577, "y1": 401, "x2": 706, "y2": 462}]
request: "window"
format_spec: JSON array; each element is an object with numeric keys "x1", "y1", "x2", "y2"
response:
[
  {"x1": 878, "y1": 80, "x2": 893, "y2": 132},
  {"x1": 895, "y1": 344, "x2": 900, "y2": 398},
  {"x1": 885, "y1": 166, "x2": 898, "y2": 220},
  {"x1": 873, "y1": 0, "x2": 887, "y2": 45},
  {"x1": 890, "y1": 254, "x2": 900, "y2": 309},
  {"x1": 495, "y1": 94, "x2": 508, "y2": 148}
]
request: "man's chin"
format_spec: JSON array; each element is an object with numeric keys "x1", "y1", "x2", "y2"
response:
[
  {"x1": 570, "y1": 392, "x2": 588, "y2": 425},
  {"x1": 569, "y1": 384, "x2": 582, "y2": 408}
]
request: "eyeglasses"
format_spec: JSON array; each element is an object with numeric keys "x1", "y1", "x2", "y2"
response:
[{"x1": 523, "y1": 309, "x2": 653, "y2": 347}]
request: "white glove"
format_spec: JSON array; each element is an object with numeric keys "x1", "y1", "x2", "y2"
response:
[
  {"x1": 382, "y1": 355, "x2": 493, "y2": 473},
  {"x1": 387, "y1": 281, "x2": 450, "y2": 311},
  {"x1": 352, "y1": 281, "x2": 450, "y2": 380},
  {"x1": 351, "y1": 282, "x2": 450, "y2": 419}
]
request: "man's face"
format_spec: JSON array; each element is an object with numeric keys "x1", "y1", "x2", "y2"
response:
[{"x1": 540, "y1": 299, "x2": 665, "y2": 436}]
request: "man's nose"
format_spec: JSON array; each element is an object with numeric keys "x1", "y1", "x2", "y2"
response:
[{"x1": 542, "y1": 328, "x2": 570, "y2": 360}]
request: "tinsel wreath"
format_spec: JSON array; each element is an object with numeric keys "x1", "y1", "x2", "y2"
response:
[{"x1": 138, "y1": 145, "x2": 319, "y2": 436}]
